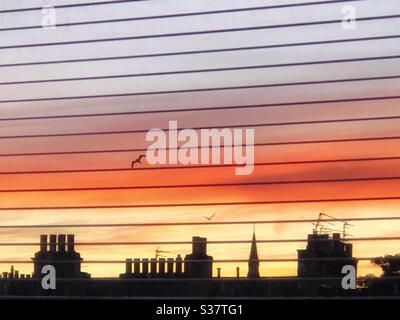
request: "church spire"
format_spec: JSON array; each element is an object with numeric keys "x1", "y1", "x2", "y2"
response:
[
  {"x1": 247, "y1": 230, "x2": 260, "y2": 278},
  {"x1": 250, "y1": 231, "x2": 259, "y2": 260}
]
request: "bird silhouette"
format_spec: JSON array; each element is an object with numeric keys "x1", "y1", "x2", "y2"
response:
[
  {"x1": 203, "y1": 213, "x2": 216, "y2": 221},
  {"x1": 131, "y1": 154, "x2": 146, "y2": 168}
]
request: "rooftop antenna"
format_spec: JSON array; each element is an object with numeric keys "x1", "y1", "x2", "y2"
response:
[
  {"x1": 155, "y1": 246, "x2": 170, "y2": 259},
  {"x1": 313, "y1": 213, "x2": 330, "y2": 234},
  {"x1": 343, "y1": 221, "x2": 354, "y2": 240},
  {"x1": 316, "y1": 212, "x2": 354, "y2": 239}
]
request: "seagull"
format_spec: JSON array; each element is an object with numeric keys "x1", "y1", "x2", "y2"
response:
[
  {"x1": 203, "y1": 213, "x2": 216, "y2": 221},
  {"x1": 131, "y1": 154, "x2": 146, "y2": 168}
]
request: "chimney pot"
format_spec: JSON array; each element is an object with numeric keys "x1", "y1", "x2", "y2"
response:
[
  {"x1": 58, "y1": 234, "x2": 66, "y2": 253},
  {"x1": 133, "y1": 258, "x2": 140, "y2": 275},
  {"x1": 192, "y1": 237, "x2": 207, "y2": 257},
  {"x1": 40, "y1": 235, "x2": 47, "y2": 253},
  {"x1": 167, "y1": 258, "x2": 174, "y2": 275},
  {"x1": 125, "y1": 258, "x2": 132, "y2": 275},
  {"x1": 49, "y1": 235, "x2": 57, "y2": 253},
  {"x1": 150, "y1": 258, "x2": 157, "y2": 275},
  {"x1": 176, "y1": 255, "x2": 183, "y2": 274},
  {"x1": 142, "y1": 259, "x2": 149, "y2": 275},
  {"x1": 159, "y1": 258, "x2": 166, "y2": 275},
  {"x1": 67, "y1": 234, "x2": 75, "y2": 252}
]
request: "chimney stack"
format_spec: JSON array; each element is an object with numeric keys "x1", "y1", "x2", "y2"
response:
[
  {"x1": 150, "y1": 258, "x2": 157, "y2": 275},
  {"x1": 125, "y1": 259, "x2": 132, "y2": 275},
  {"x1": 67, "y1": 234, "x2": 75, "y2": 252},
  {"x1": 40, "y1": 235, "x2": 47, "y2": 252},
  {"x1": 333, "y1": 233, "x2": 340, "y2": 240},
  {"x1": 49, "y1": 234, "x2": 57, "y2": 253},
  {"x1": 133, "y1": 258, "x2": 140, "y2": 275},
  {"x1": 142, "y1": 259, "x2": 149, "y2": 275},
  {"x1": 159, "y1": 258, "x2": 165, "y2": 275},
  {"x1": 58, "y1": 234, "x2": 66, "y2": 253},
  {"x1": 176, "y1": 255, "x2": 183, "y2": 275},
  {"x1": 192, "y1": 237, "x2": 207, "y2": 257},
  {"x1": 167, "y1": 258, "x2": 174, "y2": 275}
]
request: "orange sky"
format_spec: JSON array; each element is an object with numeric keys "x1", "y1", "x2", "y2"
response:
[{"x1": 1, "y1": 0, "x2": 400, "y2": 278}]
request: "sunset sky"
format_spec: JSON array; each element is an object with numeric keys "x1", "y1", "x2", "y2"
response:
[{"x1": 1, "y1": 0, "x2": 400, "y2": 278}]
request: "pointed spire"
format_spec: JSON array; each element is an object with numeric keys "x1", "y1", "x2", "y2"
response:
[
  {"x1": 247, "y1": 229, "x2": 260, "y2": 278},
  {"x1": 249, "y1": 230, "x2": 259, "y2": 260}
]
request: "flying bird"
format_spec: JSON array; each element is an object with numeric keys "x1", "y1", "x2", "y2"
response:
[
  {"x1": 131, "y1": 154, "x2": 146, "y2": 168},
  {"x1": 203, "y1": 213, "x2": 216, "y2": 221}
]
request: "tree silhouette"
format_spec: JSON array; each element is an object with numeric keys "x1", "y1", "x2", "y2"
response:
[
  {"x1": 371, "y1": 254, "x2": 400, "y2": 276},
  {"x1": 357, "y1": 273, "x2": 377, "y2": 288}
]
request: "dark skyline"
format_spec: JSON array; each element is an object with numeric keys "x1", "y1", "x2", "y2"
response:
[
  {"x1": 0, "y1": 229, "x2": 397, "y2": 298},
  {"x1": 1, "y1": 0, "x2": 400, "y2": 299}
]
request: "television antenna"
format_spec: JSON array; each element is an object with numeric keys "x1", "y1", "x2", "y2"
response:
[
  {"x1": 313, "y1": 212, "x2": 353, "y2": 239},
  {"x1": 155, "y1": 246, "x2": 170, "y2": 259}
]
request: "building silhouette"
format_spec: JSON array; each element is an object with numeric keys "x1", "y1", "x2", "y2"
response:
[
  {"x1": 121, "y1": 236, "x2": 213, "y2": 279},
  {"x1": 184, "y1": 236, "x2": 213, "y2": 278},
  {"x1": 121, "y1": 254, "x2": 184, "y2": 278},
  {"x1": 297, "y1": 233, "x2": 358, "y2": 278},
  {"x1": 32, "y1": 234, "x2": 90, "y2": 279},
  {"x1": 0, "y1": 266, "x2": 30, "y2": 279},
  {"x1": 247, "y1": 231, "x2": 260, "y2": 278},
  {"x1": 2, "y1": 230, "x2": 398, "y2": 298}
]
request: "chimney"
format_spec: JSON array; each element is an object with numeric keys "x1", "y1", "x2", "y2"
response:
[
  {"x1": 192, "y1": 237, "x2": 207, "y2": 257},
  {"x1": 150, "y1": 258, "x2": 157, "y2": 275},
  {"x1": 142, "y1": 259, "x2": 149, "y2": 275},
  {"x1": 49, "y1": 234, "x2": 57, "y2": 253},
  {"x1": 167, "y1": 258, "x2": 174, "y2": 275},
  {"x1": 176, "y1": 255, "x2": 183, "y2": 275},
  {"x1": 159, "y1": 258, "x2": 165, "y2": 275},
  {"x1": 133, "y1": 258, "x2": 140, "y2": 275},
  {"x1": 333, "y1": 233, "x2": 340, "y2": 240},
  {"x1": 40, "y1": 235, "x2": 47, "y2": 252},
  {"x1": 236, "y1": 267, "x2": 240, "y2": 278},
  {"x1": 217, "y1": 267, "x2": 221, "y2": 278},
  {"x1": 125, "y1": 259, "x2": 132, "y2": 275},
  {"x1": 58, "y1": 234, "x2": 66, "y2": 253},
  {"x1": 67, "y1": 234, "x2": 75, "y2": 252}
]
